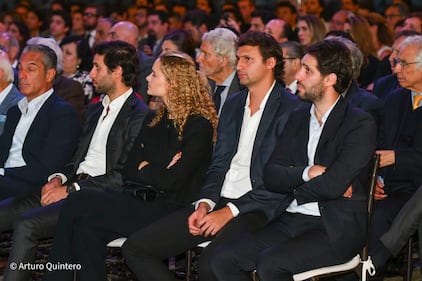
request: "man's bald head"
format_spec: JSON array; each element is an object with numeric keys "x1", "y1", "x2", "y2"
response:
[{"x1": 107, "y1": 21, "x2": 139, "y2": 48}]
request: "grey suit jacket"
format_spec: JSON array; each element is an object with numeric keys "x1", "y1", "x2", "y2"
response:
[{"x1": 0, "y1": 85, "x2": 23, "y2": 135}]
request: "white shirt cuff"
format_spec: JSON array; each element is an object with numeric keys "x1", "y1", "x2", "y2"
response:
[
  {"x1": 302, "y1": 166, "x2": 311, "y2": 182},
  {"x1": 194, "y1": 199, "x2": 216, "y2": 212},
  {"x1": 48, "y1": 173, "x2": 67, "y2": 184},
  {"x1": 0, "y1": 168, "x2": 4, "y2": 176},
  {"x1": 226, "y1": 202, "x2": 240, "y2": 217},
  {"x1": 73, "y1": 182, "x2": 81, "y2": 191}
]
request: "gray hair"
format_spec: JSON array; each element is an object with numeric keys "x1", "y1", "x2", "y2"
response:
[
  {"x1": 202, "y1": 28, "x2": 238, "y2": 69},
  {"x1": 0, "y1": 55, "x2": 13, "y2": 83},
  {"x1": 26, "y1": 37, "x2": 62, "y2": 72},
  {"x1": 400, "y1": 35, "x2": 422, "y2": 70},
  {"x1": 21, "y1": 44, "x2": 58, "y2": 73},
  {"x1": 326, "y1": 36, "x2": 363, "y2": 80},
  {"x1": 280, "y1": 41, "x2": 304, "y2": 60}
]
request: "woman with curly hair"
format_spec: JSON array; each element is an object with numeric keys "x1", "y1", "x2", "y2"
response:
[{"x1": 43, "y1": 51, "x2": 218, "y2": 281}]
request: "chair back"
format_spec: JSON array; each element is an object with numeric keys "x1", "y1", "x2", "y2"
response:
[{"x1": 362, "y1": 153, "x2": 381, "y2": 260}]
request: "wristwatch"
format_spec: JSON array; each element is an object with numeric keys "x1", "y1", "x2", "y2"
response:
[{"x1": 66, "y1": 183, "x2": 77, "y2": 193}]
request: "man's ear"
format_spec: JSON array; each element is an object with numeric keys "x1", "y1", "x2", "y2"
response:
[
  {"x1": 46, "y1": 68, "x2": 57, "y2": 83},
  {"x1": 324, "y1": 72, "x2": 337, "y2": 87},
  {"x1": 265, "y1": 57, "x2": 276, "y2": 70}
]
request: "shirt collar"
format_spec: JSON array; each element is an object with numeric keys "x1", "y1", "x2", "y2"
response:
[
  {"x1": 18, "y1": 88, "x2": 54, "y2": 114},
  {"x1": 309, "y1": 95, "x2": 341, "y2": 125},
  {"x1": 101, "y1": 88, "x2": 133, "y2": 111},
  {"x1": 245, "y1": 80, "x2": 275, "y2": 112}
]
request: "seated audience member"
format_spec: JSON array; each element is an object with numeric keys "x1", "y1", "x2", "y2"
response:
[
  {"x1": 368, "y1": 35, "x2": 422, "y2": 281},
  {"x1": 0, "y1": 41, "x2": 149, "y2": 281},
  {"x1": 60, "y1": 35, "x2": 94, "y2": 103},
  {"x1": 264, "y1": 19, "x2": 294, "y2": 44},
  {"x1": 329, "y1": 9, "x2": 354, "y2": 31},
  {"x1": 372, "y1": 30, "x2": 420, "y2": 100},
  {"x1": 0, "y1": 32, "x2": 20, "y2": 84},
  {"x1": 139, "y1": 10, "x2": 169, "y2": 57},
  {"x1": 150, "y1": 29, "x2": 196, "y2": 110},
  {"x1": 7, "y1": 21, "x2": 29, "y2": 57},
  {"x1": 344, "y1": 15, "x2": 381, "y2": 89},
  {"x1": 181, "y1": 9, "x2": 210, "y2": 54},
  {"x1": 384, "y1": 3, "x2": 409, "y2": 32},
  {"x1": 211, "y1": 39, "x2": 377, "y2": 281},
  {"x1": 0, "y1": 44, "x2": 80, "y2": 200},
  {"x1": 402, "y1": 12, "x2": 422, "y2": 33},
  {"x1": 249, "y1": 10, "x2": 275, "y2": 32},
  {"x1": 106, "y1": 21, "x2": 153, "y2": 103},
  {"x1": 26, "y1": 37, "x2": 85, "y2": 119},
  {"x1": 114, "y1": 31, "x2": 302, "y2": 281},
  {"x1": 297, "y1": 14, "x2": 327, "y2": 49},
  {"x1": 43, "y1": 51, "x2": 218, "y2": 281},
  {"x1": 48, "y1": 9, "x2": 71, "y2": 44},
  {"x1": 0, "y1": 51, "x2": 22, "y2": 135},
  {"x1": 280, "y1": 41, "x2": 303, "y2": 94},
  {"x1": 196, "y1": 27, "x2": 244, "y2": 116},
  {"x1": 326, "y1": 35, "x2": 384, "y2": 128},
  {"x1": 365, "y1": 12, "x2": 394, "y2": 60},
  {"x1": 276, "y1": 1, "x2": 298, "y2": 31}
]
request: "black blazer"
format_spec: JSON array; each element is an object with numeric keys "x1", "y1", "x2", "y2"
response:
[
  {"x1": 0, "y1": 93, "x2": 81, "y2": 186},
  {"x1": 372, "y1": 74, "x2": 399, "y2": 101},
  {"x1": 199, "y1": 81, "x2": 303, "y2": 220},
  {"x1": 264, "y1": 97, "x2": 377, "y2": 257},
  {"x1": 378, "y1": 88, "x2": 422, "y2": 191},
  {"x1": 60, "y1": 92, "x2": 149, "y2": 190},
  {"x1": 124, "y1": 112, "x2": 214, "y2": 205}
]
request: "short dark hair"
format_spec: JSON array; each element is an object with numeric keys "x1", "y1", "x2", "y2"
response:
[
  {"x1": 149, "y1": 10, "x2": 169, "y2": 24},
  {"x1": 94, "y1": 41, "x2": 139, "y2": 87},
  {"x1": 237, "y1": 31, "x2": 284, "y2": 80},
  {"x1": 162, "y1": 29, "x2": 196, "y2": 59},
  {"x1": 277, "y1": 1, "x2": 297, "y2": 14},
  {"x1": 250, "y1": 10, "x2": 275, "y2": 25},
  {"x1": 306, "y1": 40, "x2": 353, "y2": 94},
  {"x1": 182, "y1": 9, "x2": 210, "y2": 29},
  {"x1": 51, "y1": 9, "x2": 72, "y2": 29}
]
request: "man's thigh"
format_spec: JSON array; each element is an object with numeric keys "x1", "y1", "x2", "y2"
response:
[{"x1": 0, "y1": 191, "x2": 41, "y2": 231}]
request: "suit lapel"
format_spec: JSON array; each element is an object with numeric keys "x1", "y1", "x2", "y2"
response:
[
  {"x1": 252, "y1": 83, "x2": 282, "y2": 162},
  {"x1": 315, "y1": 98, "x2": 347, "y2": 162}
]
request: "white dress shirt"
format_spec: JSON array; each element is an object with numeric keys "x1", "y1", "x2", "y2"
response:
[
  {"x1": 286, "y1": 96, "x2": 340, "y2": 216},
  {"x1": 197, "y1": 81, "x2": 275, "y2": 216},
  {"x1": 0, "y1": 89, "x2": 54, "y2": 175}
]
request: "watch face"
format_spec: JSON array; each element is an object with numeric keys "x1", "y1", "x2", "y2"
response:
[{"x1": 66, "y1": 184, "x2": 76, "y2": 193}]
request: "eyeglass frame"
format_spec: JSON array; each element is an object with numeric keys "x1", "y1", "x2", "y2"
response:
[
  {"x1": 283, "y1": 57, "x2": 299, "y2": 60},
  {"x1": 392, "y1": 57, "x2": 420, "y2": 68},
  {"x1": 83, "y1": 12, "x2": 98, "y2": 18}
]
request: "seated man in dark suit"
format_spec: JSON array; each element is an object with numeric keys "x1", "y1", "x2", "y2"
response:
[
  {"x1": 372, "y1": 30, "x2": 420, "y2": 101},
  {"x1": 0, "y1": 41, "x2": 149, "y2": 281},
  {"x1": 119, "y1": 31, "x2": 302, "y2": 281},
  {"x1": 0, "y1": 52, "x2": 23, "y2": 135},
  {"x1": 0, "y1": 44, "x2": 81, "y2": 200},
  {"x1": 368, "y1": 35, "x2": 422, "y2": 280},
  {"x1": 211, "y1": 39, "x2": 377, "y2": 281},
  {"x1": 196, "y1": 27, "x2": 245, "y2": 115}
]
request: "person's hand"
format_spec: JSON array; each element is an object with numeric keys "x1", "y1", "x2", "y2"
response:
[
  {"x1": 374, "y1": 177, "x2": 387, "y2": 200},
  {"x1": 167, "y1": 152, "x2": 182, "y2": 168},
  {"x1": 308, "y1": 165, "x2": 327, "y2": 179},
  {"x1": 41, "y1": 177, "x2": 62, "y2": 198},
  {"x1": 143, "y1": 45, "x2": 153, "y2": 56},
  {"x1": 40, "y1": 186, "x2": 68, "y2": 206},
  {"x1": 138, "y1": 161, "x2": 150, "y2": 170},
  {"x1": 376, "y1": 150, "x2": 395, "y2": 168},
  {"x1": 343, "y1": 185, "x2": 353, "y2": 198},
  {"x1": 198, "y1": 206, "x2": 234, "y2": 237},
  {"x1": 188, "y1": 203, "x2": 210, "y2": 236}
]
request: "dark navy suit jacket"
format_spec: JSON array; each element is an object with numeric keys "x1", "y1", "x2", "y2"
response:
[
  {"x1": 199, "y1": 81, "x2": 303, "y2": 220},
  {"x1": 264, "y1": 97, "x2": 377, "y2": 257},
  {"x1": 0, "y1": 85, "x2": 23, "y2": 135},
  {"x1": 0, "y1": 93, "x2": 81, "y2": 187}
]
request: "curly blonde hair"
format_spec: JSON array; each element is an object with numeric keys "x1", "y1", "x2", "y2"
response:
[{"x1": 149, "y1": 51, "x2": 218, "y2": 141}]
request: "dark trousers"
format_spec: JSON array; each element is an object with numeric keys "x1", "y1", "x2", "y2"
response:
[
  {"x1": 43, "y1": 189, "x2": 187, "y2": 281},
  {"x1": 121, "y1": 202, "x2": 269, "y2": 281},
  {"x1": 0, "y1": 177, "x2": 39, "y2": 201},
  {"x1": 0, "y1": 191, "x2": 61, "y2": 281},
  {"x1": 211, "y1": 212, "x2": 356, "y2": 281},
  {"x1": 377, "y1": 185, "x2": 422, "y2": 264}
]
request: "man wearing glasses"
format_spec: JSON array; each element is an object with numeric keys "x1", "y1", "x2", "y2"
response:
[
  {"x1": 368, "y1": 35, "x2": 422, "y2": 281},
  {"x1": 83, "y1": 4, "x2": 105, "y2": 49}
]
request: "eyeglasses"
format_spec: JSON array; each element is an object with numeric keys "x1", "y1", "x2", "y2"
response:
[
  {"x1": 84, "y1": 12, "x2": 98, "y2": 18},
  {"x1": 283, "y1": 57, "x2": 298, "y2": 60},
  {"x1": 393, "y1": 57, "x2": 420, "y2": 68}
]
